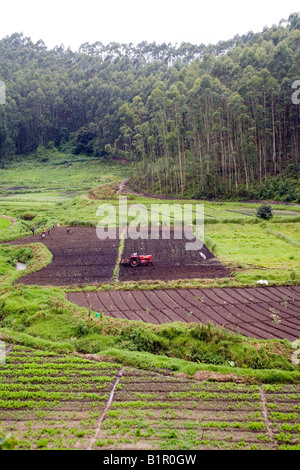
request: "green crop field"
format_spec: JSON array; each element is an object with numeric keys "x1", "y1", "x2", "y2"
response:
[
  {"x1": 205, "y1": 222, "x2": 300, "y2": 284},
  {"x1": 0, "y1": 152, "x2": 299, "y2": 451},
  {"x1": 0, "y1": 346, "x2": 299, "y2": 450}
]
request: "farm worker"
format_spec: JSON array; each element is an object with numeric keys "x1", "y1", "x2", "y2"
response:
[
  {"x1": 31, "y1": 227, "x2": 35, "y2": 235},
  {"x1": 51, "y1": 224, "x2": 54, "y2": 229},
  {"x1": 41, "y1": 228, "x2": 46, "y2": 238}
]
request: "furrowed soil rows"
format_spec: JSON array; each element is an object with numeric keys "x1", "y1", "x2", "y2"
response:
[
  {"x1": 119, "y1": 227, "x2": 231, "y2": 282},
  {"x1": 1, "y1": 345, "x2": 299, "y2": 450},
  {"x1": 8, "y1": 227, "x2": 120, "y2": 286},
  {"x1": 68, "y1": 285, "x2": 300, "y2": 340},
  {"x1": 7, "y1": 226, "x2": 230, "y2": 285}
]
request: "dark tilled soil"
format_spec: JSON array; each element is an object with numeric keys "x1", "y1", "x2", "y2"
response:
[
  {"x1": 8, "y1": 227, "x2": 300, "y2": 340},
  {"x1": 67, "y1": 285, "x2": 300, "y2": 340},
  {"x1": 119, "y1": 226, "x2": 231, "y2": 282},
  {"x1": 8, "y1": 226, "x2": 230, "y2": 286},
  {"x1": 9, "y1": 227, "x2": 120, "y2": 286}
]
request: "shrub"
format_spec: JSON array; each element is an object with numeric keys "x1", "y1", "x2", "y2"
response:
[
  {"x1": 74, "y1": 334, "x2": 117, "y2": 353},
  {"x1": 21, "y1": 212, "x2": 37, "y2": 221},
  {"x1": 256, "y1": 203, "x2": 273, "y2": 220},
  {"x1": 119, "y1": 327, "x2": 168, "y2": 354},
  {"x1": 16, "y1": 247, "x2": 33, "y2": 264},
  {"x1": 75, "y1": 319, "x2": 89, "y2": 337}
]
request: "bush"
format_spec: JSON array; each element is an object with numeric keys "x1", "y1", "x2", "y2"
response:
[
  {"x1": 74, "y1": 334, "x2": 117, "y2": 353},
  {"x1": 188, "y1": 340, "x2": 226, "y2": 365},
  {"x1": 75, "y1": 319, "x2": 89, "y2": 337},
  {"x1": 119, "y1": 327, "x2": 168, "y2": 354},
  {"x1": 256, "y1": 203, "x2": 273, "y2": 220},
  {"x1": 16, "y1": 247, "x2": 33, "y2": 264},
  {"x1": 21, "y1": 212, "x2": 37, "y2": 221}
]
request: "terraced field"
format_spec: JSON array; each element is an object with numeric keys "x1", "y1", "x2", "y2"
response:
[
  {"x1": 0, "y1": 346, "x2": 121, "y2": 450},
  {"x1": 100, "y1": 369, "x2": 300, "y2": 450},
  {"x1": 1, "y1": 345, "x2": 299, "y2": 450},
  {"x1": 67, "y1": 285, "x2": 300, "y2": 341}
]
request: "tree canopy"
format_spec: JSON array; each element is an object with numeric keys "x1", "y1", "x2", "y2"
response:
[{"x1": 0, "y1": 13, "x2": 299, "y2": 199}]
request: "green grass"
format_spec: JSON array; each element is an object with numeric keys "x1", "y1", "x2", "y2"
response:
[
  {"x1": 0, "y1": 151, "x2": 128, "y2": 193},
  {"x1": 205, "y1": 222, "x2": 300, "y2": 284},
  {"x1": 0, "y1": 151, "x2": 129, "y2": 239},
  {"x1": 266, "y1": 223, "x2": 300, "y2": 244},
  {"x1": 0, "y1": 243, "x2": 52, "y2": 289},
  {"x1": 97, "y1": 348, "x2": 300, "y2": 384},
  {"x1": 0, "y1": 150, "x2": 299, "y2": 386},
  {"x1": 0, "y1": 219, "x2": 12, "y2": 230},
  {"x1": 0, "y1": 281, "x2": 298, "y2": 382}
]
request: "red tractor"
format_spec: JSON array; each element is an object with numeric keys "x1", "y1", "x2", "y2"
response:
[{"x1": 121, "y1": 252, "x2": 153, "y2": 267}]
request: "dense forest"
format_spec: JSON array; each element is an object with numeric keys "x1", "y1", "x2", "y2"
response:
[{"x1": 0, "y1": 12, "x2": 300, "y2": 200}]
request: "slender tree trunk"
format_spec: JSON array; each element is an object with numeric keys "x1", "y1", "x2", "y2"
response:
[{"x1": 271, "y1": 94, "x2": 277, "y2": 174}]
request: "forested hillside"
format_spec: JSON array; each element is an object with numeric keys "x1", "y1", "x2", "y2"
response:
[{"x1": 0, "y1": 12, "x2": 299, "y2": 199}]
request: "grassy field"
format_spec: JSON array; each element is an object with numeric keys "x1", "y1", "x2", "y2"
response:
[
  {"x1": 0, "y1": 151, "x2": 127, "y2": 193},
  {"x1": 205, "y1": 222, "x2": 300, "y2": 284},
  {"x1": 0, "y1": 219, "x2": 12, "y2": 230},
  {"x1": 0, "y1": 150, "x2": 299, "y2": 451}
]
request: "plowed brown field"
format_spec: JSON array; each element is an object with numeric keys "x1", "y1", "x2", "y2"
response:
[
  {"x1": 7, "y1": 227, "x2": 300, "y2": 340},
  {"x1": 67, "y1": 286, "x2": 300, "y2": 341},
  {"x1": 9, "y1": 226, "x2": 230, "y2": 285}
]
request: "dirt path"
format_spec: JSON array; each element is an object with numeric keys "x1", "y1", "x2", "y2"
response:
[
  {"x1": 116, "y1": 179, "x2": 129, "y2": 194},
  {"x1": 67, "y1": 285, "x2": 300, "y2": 341},
  {"x1": 118, "y1": 181, "x2": 188, "y2": 200}
]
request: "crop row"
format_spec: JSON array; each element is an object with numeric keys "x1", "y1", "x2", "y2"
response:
[
  {"x1": 113, "y1": 391, "x2": 261, "y2": 401},
  {"x1": 0, "y1": 374, "x2": 114, "y2": 389},
  {"x1": 102, "y1": 417, "x2": 266, "y2": 431},
  {"x1": 1, "y1": 362, "x2": 119, "y2": 370},
  {"x1": 0, "y1": 382, "x2": 110, "y2": 391},
  {"x1": 1, "y1": 408, "x2": 101, "y2": 421},
  {"x1": 0, "y1": 369, "x2": 116, "y2": 378},
  {"x1": 0, "y1": 399, "x2": 108, "y2": 409},
  {"x1": 5, "y1": 356, "x2": 118, "y2": 365},
  {"x1": 117, "y1": 381, "x2": 261, "y2": 392},
  {"x1": 1, "y1": 346, "x2": 300, "y2": 450},
  {"x1": 0, "y1": 390, "x2": 109, "y2": 400}
]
